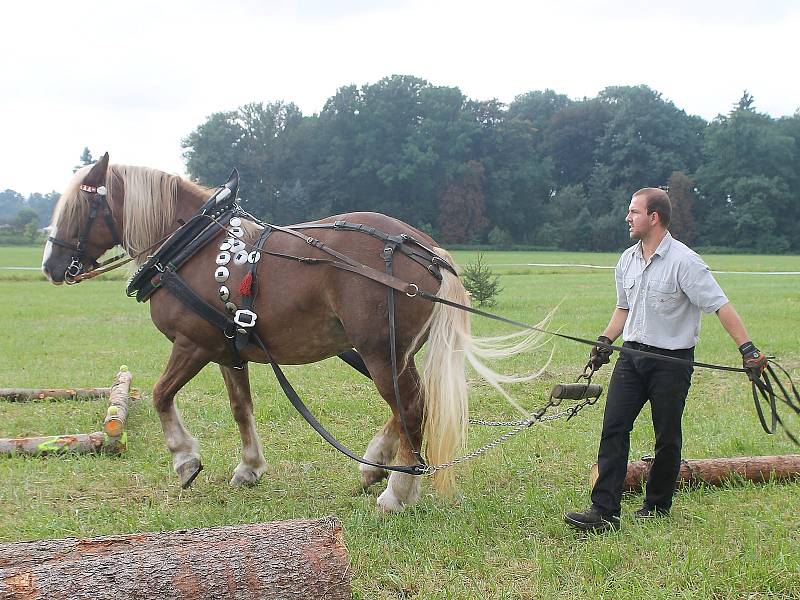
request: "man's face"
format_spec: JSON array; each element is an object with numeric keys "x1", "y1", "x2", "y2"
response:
[{"x1": 626, "y1": 194, "x2": 655, "y2": 240}]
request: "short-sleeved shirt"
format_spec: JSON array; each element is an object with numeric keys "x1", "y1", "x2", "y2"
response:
[{"x1": 615, "y1": 232, "x2": 729, "y2": 350}]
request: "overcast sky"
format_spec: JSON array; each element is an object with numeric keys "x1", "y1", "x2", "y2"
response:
[{"x1": 2, "y1": 0, "x2": 798, "y2": 196}]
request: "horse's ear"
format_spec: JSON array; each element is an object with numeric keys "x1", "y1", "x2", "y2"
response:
[{"x1": 84, "y1": 152, "x2": 110, "y2": 185}]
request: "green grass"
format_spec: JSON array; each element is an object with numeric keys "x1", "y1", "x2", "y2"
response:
[{"x1": 2, "y1": 246, "x2": 799, "y2": 598}]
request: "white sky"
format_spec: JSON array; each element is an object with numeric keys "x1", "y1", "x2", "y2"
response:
[{"x1": 1, "y1": 0, "x2": 798, "y2": 196}]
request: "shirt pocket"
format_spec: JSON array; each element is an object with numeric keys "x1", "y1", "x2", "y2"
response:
[
  {"x1": 623, "y1": 277, "x2": 636, "y2": 305},
  {"x1": 648, "y1": 280, "x2": 680, "y2": 314}
]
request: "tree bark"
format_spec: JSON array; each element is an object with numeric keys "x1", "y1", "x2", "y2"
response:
[
  {"x1": 103, "y1": 369, "x2": 133, "y2": 438},
  {"x1": 0, "y1": 432, "x2": 125, "y2": 456},
  {"x1": 0, "y1": 518, "x2": 351, "y2": 600},
  {"x1": 589, "y1": 454, "x2": 800, "y2": 492},
  {"x1": 0, "y1": 388, "x2": 113, "y2": 402}
]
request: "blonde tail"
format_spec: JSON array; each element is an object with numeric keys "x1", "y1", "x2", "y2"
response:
[{"x1": 419, "y1": 249, "x2": 550, "y2": 494}]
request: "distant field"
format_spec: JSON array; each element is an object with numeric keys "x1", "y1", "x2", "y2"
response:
[{"x1": 1, "y1": 245, "x2": 799, "y2": 598}]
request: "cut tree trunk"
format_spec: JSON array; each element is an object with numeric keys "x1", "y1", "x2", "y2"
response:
[
  {"x1": 103, "y1": 369, "x2": 133, "y2": 438},
  {"x1": 0, "y1": 431, "x2": 125, "y2": 456},
  {"x1": 0, "y1": 517, "x2": 351, "y2": 600},
  {"x1": 589, "y1": 454, "x2": 800, "y2": 492},
  {"x1": 0, "y1": 388, "x2": 113, "y2": 402}
]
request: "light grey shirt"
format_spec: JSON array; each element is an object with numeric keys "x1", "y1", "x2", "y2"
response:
[{"x1": 615, "y1": 232, "x2": 729, "y2": 350}]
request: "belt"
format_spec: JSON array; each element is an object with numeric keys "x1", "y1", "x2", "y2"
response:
[{"x1": 624, "y1": 341, "x2": 694, "y2": 355}]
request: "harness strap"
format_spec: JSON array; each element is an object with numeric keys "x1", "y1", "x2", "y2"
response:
[
  {"x1": 235, "y1": 227, "x2": 273, "y2": 353},
  {"x1": 158, "y1": 270, "x2": 234, "y2": 334},
  {"x1": 290, "y1": 220, "x2": 457, "y2": 279},
  {"x1": 251, "y1": 332, "x2": 427, "y2": 475},
  {"x1": 383, "y1": 242, "x2": 426, "y2": 466}
]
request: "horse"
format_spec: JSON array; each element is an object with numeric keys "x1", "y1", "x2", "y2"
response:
[{"x1": 42, "y1": 153, "x2": 547, "y2": 512}]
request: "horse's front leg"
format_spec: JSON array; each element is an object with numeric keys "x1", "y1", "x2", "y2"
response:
[
  {"x1": 219, "y1": 364, "x2": 268, "y2": 486},
  {"x1": 152, "y1": 337, "x2": 212, "y2": 488}
]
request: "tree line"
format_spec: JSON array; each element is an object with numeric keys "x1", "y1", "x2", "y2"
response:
[
  {"x1": 182, "y1": 78, "x2": 799, "y2": 253},
  {"x1": 4, "y1": 78, "x2": 798, "y2": 252}
]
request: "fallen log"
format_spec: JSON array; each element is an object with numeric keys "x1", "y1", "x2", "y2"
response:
[
  {"x1": 0, "y1": 388, "x2": 112, "y2": 402},
  {"x1": 0, "y1": 518, "x2": 351, "y2": 600},
  {"x1": 102, "y1": 368, "x2": 133, "y2": 438},
  {"x1": 0, "y1": 431, "x2": 126, "y2": 456},
  {"x1": 589, "y1": 454, "x2": 800, "y2": 492}
]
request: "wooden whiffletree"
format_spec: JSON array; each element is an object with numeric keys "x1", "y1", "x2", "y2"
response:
[
  {"x1": 0, "y1": 367, "x2": 134, "y2": 456},
  {"x1": 589, "y1": 454, "x2": 800, "y2": 492},
  {"x1": 0, "y1": 518, "x2": 351, "y2": 600}
]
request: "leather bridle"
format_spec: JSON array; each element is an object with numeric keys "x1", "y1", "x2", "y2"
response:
[{"x1": 48, "y1": 183, "x2": 123, "y2": 284}]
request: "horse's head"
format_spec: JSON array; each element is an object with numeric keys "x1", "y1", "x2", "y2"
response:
[{"x1": 42, "y1": 153, "x2": 123, "y2": 284}]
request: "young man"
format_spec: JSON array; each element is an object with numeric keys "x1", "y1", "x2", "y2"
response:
[{"x1": 564, "y1": 187, "x2": 767, "y2": 532}]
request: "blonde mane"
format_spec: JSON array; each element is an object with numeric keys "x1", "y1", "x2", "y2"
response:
[{"x1": 53, "y1": 164, "x2": 212, "y2": 267}]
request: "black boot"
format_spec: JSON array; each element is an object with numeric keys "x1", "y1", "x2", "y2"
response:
[
  {"x1": 633, "y1": 505, "x2": 670, "y2": 518},
  {"x1": 564, "y1": 506, "x2": 621, "y2": 532}
]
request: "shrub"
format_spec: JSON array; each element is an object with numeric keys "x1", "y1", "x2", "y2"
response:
[{"x1": 461, "y1": 252, "x2": 502, "y2": 307}]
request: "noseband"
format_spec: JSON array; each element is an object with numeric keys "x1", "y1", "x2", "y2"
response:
[{"x1": 48, "y1": 183, "x2": 122, "y2": 284}]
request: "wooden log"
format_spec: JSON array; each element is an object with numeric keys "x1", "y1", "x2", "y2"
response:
[
  {"x1": 589, "y1": 454, "x2": 800, "y2": 492},
  {"x1": 103, "y1": 367, "x2": 133, "y2": 438},
  {"x1": 0, "y1": 431, "x2": 126, "y2": 456},
  {"x1": 0, "y1": 517, "x2": 351, "y2": 600},
  {"x1": 0, "y1": 388, "x2": 113, "y2": 402}
]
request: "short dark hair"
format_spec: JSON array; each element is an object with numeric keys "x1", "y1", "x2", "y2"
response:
[{"x1": 633, "y1": 187, "x2": 671, "y2": 228}]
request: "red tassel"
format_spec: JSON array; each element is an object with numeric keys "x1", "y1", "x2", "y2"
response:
[{"x1": 239, "y1": 272, "x2": 253, "y2": 296}]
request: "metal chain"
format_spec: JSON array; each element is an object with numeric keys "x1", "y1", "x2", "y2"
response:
[{"x1": 423, "y1": 404, "x2": 581, "y2": 476}]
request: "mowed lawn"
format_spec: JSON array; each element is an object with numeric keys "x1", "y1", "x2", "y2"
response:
[{"x1": 1, "y1": 245, "x2": 799, "y2": 599}]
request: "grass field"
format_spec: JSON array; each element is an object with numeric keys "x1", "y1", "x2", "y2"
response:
[{"x1": 1, "y1": 245, "x2": 799, "y2": 599}]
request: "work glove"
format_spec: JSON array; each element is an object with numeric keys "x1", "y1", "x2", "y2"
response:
[
  {"x1": 589, "y1": 335, "x2": 613, "y2": 371},
  {"x1": 739, "y1": 341, "x2": 768, "y2": 382}
]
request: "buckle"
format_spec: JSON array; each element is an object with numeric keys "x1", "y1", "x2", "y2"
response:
[{"x1": 234, "y1": 309, "x2": 257, "y2": 328}]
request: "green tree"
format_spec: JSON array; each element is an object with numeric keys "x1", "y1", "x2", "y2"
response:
[
  {"x1": 73, "y1": 147, "x2": 94, "y2": 173},
  {"x1": 0, "y1": 189, "x2": 25, "y2": 225},
  {"x1": 461, "y1": 253, "x2": 502, "y2": 307},
  {"x1": 436, "y1": 161, "x2": 488, "y2": 243},
  {"x1": 26, "y1": 192, "x2": 60, "y2": 227},
  {"x1": 666, "y1": 171, "x2": 698, "y2": 245},
  {"x1": 694, "y1": 93, "x2": 796, "y2": 249}
]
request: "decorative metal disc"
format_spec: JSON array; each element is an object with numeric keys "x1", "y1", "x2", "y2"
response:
[
  {"x1": 215, "y1": 251, "x2": 231, "y2": 265},
  {"x1": 230, "y1": 239, "x2": 246, "y2": 253},
  {"x1": 225, "y1": 301, "x2": 237, "y2": 313},
  {"x1": 234, "y1": 250, "x2": 249, "y2": 265},
  {"x1": 214, "y1": 266, "x2": 229, "y2": 283},
  {"x1": 229, "y1": 216, "x2": 242, "y2": 227},
  {"x1": 219, "y1": 241, "x2": 232, "y2": 252},
  {"x1": 230, "y1": 226, "x2": 245, "y2": 238},
  {"x1": 248, "y1": 251, "x2": 261, "y2": 264},
  {"x1": 219, "y1": 286, "x2": 230, "y2": 302}
]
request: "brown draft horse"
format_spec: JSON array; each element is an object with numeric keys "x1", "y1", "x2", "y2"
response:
[{"x1": 42, "y1": 154, "x2": 547, "y2": 512}]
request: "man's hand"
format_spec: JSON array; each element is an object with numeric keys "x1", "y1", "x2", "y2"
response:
[
  {"x1": 739, "y1": 341, "x2": 768, "y2": 381},
  {"x1": 589, "y1": 335, "x2": 613, "y2": 370}
]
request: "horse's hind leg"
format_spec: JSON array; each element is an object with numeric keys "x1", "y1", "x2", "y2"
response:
[
  {"x1": 152, "y1": 337, "x2": 212, "y2": 488},
  {"x1": 360, "y1": 417, "x2": 400, "y2": 489},
  {"x1": 219, "y1": 364, "x2": 268, "y2": 486},
  {"x1": 360, "y1": 356, "x2": 425, "y2": 513}
]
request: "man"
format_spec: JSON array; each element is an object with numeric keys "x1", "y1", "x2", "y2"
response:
[{"x1": 564, "y1": 187, "x2": 767, "y2": 533}]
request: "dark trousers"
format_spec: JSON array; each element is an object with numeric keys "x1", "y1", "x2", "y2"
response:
[{"x1": 591, "y1": 342, "x2": 694, "y2": 517}]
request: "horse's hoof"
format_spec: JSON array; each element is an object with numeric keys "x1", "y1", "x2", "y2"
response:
[
  {"x1": 176, "y1": 458, "x2": 203, "y2": 489},
  {"x1": 360, "y1": 467, "x2": 389, "y2": 489},
  {"x1": 229, "y1": 470, "x2": 260, "y2": 487},
  {"x1": 377, "y1": 489, "x2": 405, "y2": 513}
]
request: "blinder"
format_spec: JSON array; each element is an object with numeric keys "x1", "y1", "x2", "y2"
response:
[{"x1": 48, "y1": 183, "x2": 122, "y2": 284}]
